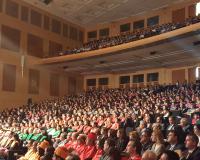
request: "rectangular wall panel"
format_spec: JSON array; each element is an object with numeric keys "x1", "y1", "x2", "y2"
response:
[
  {"x1": 2, "y1": 64, "x2": 16, "y2": 92},
  {"x1": 30, "y1": 9, "x2": 42, "y2": 27},
  {"x1": 21, "y1": 6, "x2": 29, "y2": 22},
  {"x1": 28, "y1": 69, "x2": 40, "y2": 94},
  {"x1": 50, "y1": 73, "x2": 60, "y2": 96},
  {"x1": 172, "y1": 8, "x2": 185, "y2": 23},
  {"x1": 5, "y1": 0, "x2": 19, "y2": 18},
  {"x1": 49, "y1": 41, "x2": 62, "y2": 56},
  {"x1": 172, "y1": 69, "x2": 186, "y2": 84},
  {"x1": 27, "y1": 34, "x2": 43, "y2": 57},
  {"x1": 0, "y1": 0, "x2": 3, "y2": 13},
  {"x1": 1, "y1": 25, "x2": 20, "y2": 52}
]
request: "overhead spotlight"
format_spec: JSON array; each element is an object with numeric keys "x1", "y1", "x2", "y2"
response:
[{"x1": 39, "y1": 0, "x2": 53, "y2": 5}]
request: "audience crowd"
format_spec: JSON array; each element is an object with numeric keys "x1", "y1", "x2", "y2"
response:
[
  {"x1": 0, "y1": 83, "x2": 200, "y2": 160},
  {"x1": 56, "y1": 15, "x2": 200, "y2": 56}
]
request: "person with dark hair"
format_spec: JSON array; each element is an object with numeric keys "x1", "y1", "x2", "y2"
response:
[
  {"x1": 74, "y1": 134, "x2": 86, "y2": 155},
  {"x1": 40, "y1": 146, "x2": 55, "y2": 160},
  {"x1": 166, "y1": 116, "x2": 177, "y2": 133},
  {"x1": 116, "y1": 128, "x2": 129, "y2": 152},
  {"x1": 140, "y1": 129, "x2": 152, "y2": 154},
  {"x1": 92, "y1": 138, "x2": 105, "y2": 160},
  {"x1": 80, "y1": 133, "x2": 97, "y2": 160},
  {"x1": 183, "y1": 133, "x2": 200, "y2": 160},
  {"x1": 159, "y1": 150, "x2": 179, "y2": 160},
  {"x1": 122, "y1": 140, "x2": 142, "y2": 160},
  {"x1": 166, "y1": 130, "x2": 183, "y2": 152},
  {"x1": 100, "y1": 138, "x2": 121, "y2": 160}
]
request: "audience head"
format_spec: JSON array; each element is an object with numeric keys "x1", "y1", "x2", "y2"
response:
[
  {"x1": 159, "y1": 150, "x2": 179, "y2": 160},
  {"x1": 140, "y1": 129, "x2": 152, "y2": 144},
  {"x1": 86, "y1": 132, "x2": 97, "y2": 145},
  {"x1": 185, "y1": 133, "x2": 199, "y2": 150},
  {"x1": 142, "y1": 150, "x2": 157, "y2": 160},
  {"x1": 126, "y1": 140, "x2": 142, "y2": 156},
  {"x1": 167, "y1": 130, "x2": 178, "y2": 144}
]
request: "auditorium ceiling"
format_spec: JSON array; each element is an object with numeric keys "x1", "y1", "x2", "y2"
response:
[
  {"x1": 42, "y1": 31, "x2": 200, "y2": 75},
  {"x1": 22, "y1": 0, "x2": 189, "y2": 26}
]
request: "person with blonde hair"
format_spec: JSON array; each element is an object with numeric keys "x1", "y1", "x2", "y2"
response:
[
  {"x1": 151, "y1": 129, "x2": 165, "y2": 156},
  {"x1": 142, "y1": 150, "x2": 157, "y2": 160}
]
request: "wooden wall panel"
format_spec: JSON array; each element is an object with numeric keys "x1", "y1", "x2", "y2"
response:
[
  {"x1": 0, "y1": 0, "x2": 3, "y2": 13},
  {"x1": 21, "y1": 5, "x2": 29, "y2": 22},
  {"x1": 172, "y1": 8, "x2": 186, "y2": 23},
  {"x1": 5, "y1": 0, "x2": 19, "y2": 18},
  {"x1": 50, "y1": 73, "x2": 59, "y2": 96},
  {"x1": 30, "y1": 9, "x2": 42, "y2": 27},
  {"x1": 70, "y1": 26, "x2": 78, "y2": 40},
  {"x1": 79, "y1": 30, "x2": 84, "y2": 43},
  {"x1": 27, "y1": 34, "x2": 43, "y2": 57},
  {"x1": 1, "y1": 25, "x2": 21, "y2": 52},
  {"x1": 172, "y1": 69, "x2": 186, "y2": 84},
  {"x1": 52, "y1": 19, "x2": 61, "y2": 34},
  {"x1": 2, "y1": 64, "x2": 16, "y2": 92},
  {"x1": 28, "y1": 69, "x2": 40, "y2": 94},
  {"x1": 44, "y1": 15, "x2": 50, "y2": 30},
  {"x1": 188, "y1": 67, "x2": 196, "y2": 83},
  {"x1": 188, "y1": 4, "x2": 196, "y2": 18},
  {"x1": 63, "y1": 23, "x2": 68, "y2": 38},
  {"x1": 68, "y1": 77, "x2": 76, "y2": 94},
  {"x1": 49, "y1": 41, "x2": 62, "y2": 56}
]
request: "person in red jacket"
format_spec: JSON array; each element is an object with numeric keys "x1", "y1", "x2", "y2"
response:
[
  {"x1": 92, "y1": 138, "x2": 105, "y2": 160},
  {"x1": 74, "y1": 134, "x2": 86, "y2": 155},
  {"x1": 80, "y1": 133, "x2": 97, "y2": 160}
]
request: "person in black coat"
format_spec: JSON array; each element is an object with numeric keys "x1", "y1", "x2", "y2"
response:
[
  {"x1": 181, "y1": 133, "x2": 200, "y2": 160},
  {"x1": 166, "y1": 130, "x2": 183, "y2": 152}
]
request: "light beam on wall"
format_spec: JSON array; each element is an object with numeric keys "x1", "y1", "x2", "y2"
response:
[{"x1": 196, "y1": 2, "x2": 200, "y2": 16}]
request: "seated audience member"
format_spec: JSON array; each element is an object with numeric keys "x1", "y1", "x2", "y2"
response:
[
  {"x1": 166, "y1": 116, "x2": 177, "y2": 133},
  {"x1": 121, "y1": 140, "x2": 142, "y2": 160},
  {"x1": 65, "y1": 133, "x2": 78, "y2": 150},
  {"x1": 141, "y1": 150, "x2": 157, "y2": 160},
  {"x1": 100, "y1": 138, "x2": 121, "y2": 160},
  {"x1": 54, "y1": 146, "x2": 68, "y2": 160},
  {"x1": 92, "y1": 139, "x2": 105, "y2": 160},
  {"x1": 166, "y1": 130, "x2": 182, "y2": 152},
  {"x1": 129, "y1": 131, "x2": 139, "y2": 142},
  {"x1": 140, "y1": 129, "x2": 152, "y2": 154},
  {"x1": 36, "y1": 140, "x2": 50, "y2": 159},
  {"x1": 40, "y1": 146, "x2": 55, "y2": 160},
  {"x1": 74, "y1": 134, "x2": 86, "y2": 155},
  {"x1": 80, "y1": 133, "x2": 97, "y2": 160},
  {"x1": 116, "y1": 128, "x2": 129, "y2": 152},
  {"x1": 179, "y1": 118, "x2": 193, "y2": 137},
  {"x1": 151, "y1": 129, "x2": 165, "y2": 156},
  {"x1": 18, "y1": 141, "x2": 38, "y2": 160},
  {"x1": 159, "y1": 150, "x2": 179, "y2": 160},
  {"x1": 183, "y1": 133, "x2": 200, "y2": 160},
  {"x1": 66, "y1": 153, "x2": 80, "y2": 160}
]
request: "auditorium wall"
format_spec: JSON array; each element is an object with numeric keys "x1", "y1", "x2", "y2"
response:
[
  {"x1": 83, "y1": 65, "x2": 198, "y2": 90},
  {"x1": 0, "y1": 0, "x2": 85, "y2": 110},
  {"x1": 85, "y1": 0, "x2": 199, "y2": 42}
]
